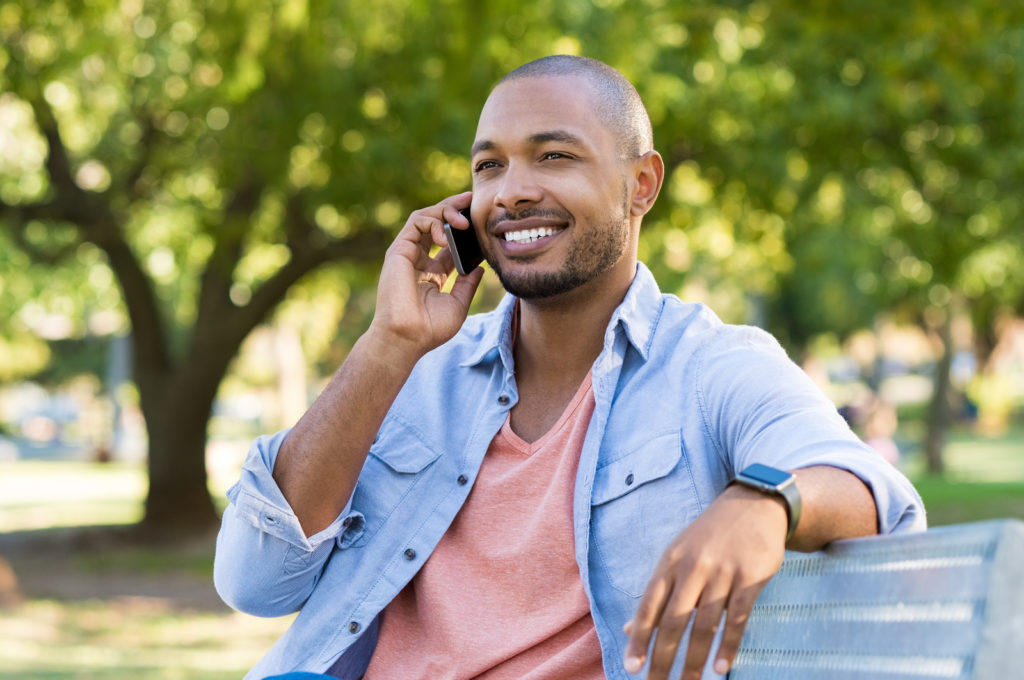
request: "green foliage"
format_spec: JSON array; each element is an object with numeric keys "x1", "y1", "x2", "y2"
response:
[
  {"x1": 4, "y1": 0, "x2": 1021, "y2": 353},
  {"x1": 1, "y1": 0, "x2": 1023, "y2": 524}
]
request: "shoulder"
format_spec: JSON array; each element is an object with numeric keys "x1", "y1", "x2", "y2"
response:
[
  {"x1": 650, "y1": 296, "x2": 786, "y2": 363},
  {"x1": 648, "y1": 296, "x2": 814, "y2": 408}
]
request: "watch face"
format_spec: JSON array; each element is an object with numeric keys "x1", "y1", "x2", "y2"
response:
[{"x1": 743, "y1": 463, "x2": 793, "y2": 487}]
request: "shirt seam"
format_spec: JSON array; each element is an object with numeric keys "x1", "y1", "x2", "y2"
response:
[{"x1": 695, "y1": 332, "x2": 728, "y2": 469}]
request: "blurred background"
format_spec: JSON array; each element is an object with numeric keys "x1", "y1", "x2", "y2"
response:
[{"x1": 1, "y1": 0, "x2": 1022, "y2": 677}]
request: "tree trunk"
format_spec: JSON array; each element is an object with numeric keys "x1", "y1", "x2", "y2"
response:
[
  {"x1": 923, "y1": 311, "x2": 954, "y2": 476},
  {"x1": 136, "y1": 354, "x2": 227, "y2": 535},
  {"x1": 142, "y1": 402, "x2": 220, "y2": 534}
]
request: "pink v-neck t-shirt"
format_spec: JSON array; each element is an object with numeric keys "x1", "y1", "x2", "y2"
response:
[{"x1": 362, "y1": 372, "x2": 604, "y2": 679}]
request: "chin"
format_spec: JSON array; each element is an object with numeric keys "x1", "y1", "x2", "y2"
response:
[{"x1": 494, "y1": 266, "x2": 599, "y2": 300}]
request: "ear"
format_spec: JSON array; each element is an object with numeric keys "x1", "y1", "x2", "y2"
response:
[{"x1": 629, "y1": 151, "x2": 665, "y2": 217}]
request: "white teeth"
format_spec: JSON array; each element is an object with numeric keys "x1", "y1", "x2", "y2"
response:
[{"x1": 504, "y1": 227, "x2": 560, "y2": 243}]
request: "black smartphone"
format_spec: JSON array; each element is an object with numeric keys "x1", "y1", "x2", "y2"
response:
[{"x1": 443, "y1": 207, "x2": 484, "y2": 276}]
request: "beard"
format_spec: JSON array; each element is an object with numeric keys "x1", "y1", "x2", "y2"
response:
[{"x1": 484, "y1": 190, "x2": 631, "y2": 300}]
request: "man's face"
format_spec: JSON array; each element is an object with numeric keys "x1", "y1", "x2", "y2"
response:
[{"x1": 470, "y1": 75, "x2": 636, "y2": 300}]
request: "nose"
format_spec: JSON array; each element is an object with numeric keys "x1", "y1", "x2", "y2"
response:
[{"x1": 494, "y1": 161, "x2": 542, "y2": 210}]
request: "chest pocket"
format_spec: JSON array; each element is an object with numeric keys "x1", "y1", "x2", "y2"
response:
[
  {"x1": 590, "y1": 430, "x2": 701, "y2": 598},
  {"x1": 353, "y1": 417, "x2": 442, "y2": 538}
]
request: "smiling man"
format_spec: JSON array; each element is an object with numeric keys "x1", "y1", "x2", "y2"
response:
[{"x1": 214, "y1": 56, "x2": 925, "y2": 680}]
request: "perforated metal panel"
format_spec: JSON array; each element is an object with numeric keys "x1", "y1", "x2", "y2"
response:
[{"x1": 731, "y1": 520, "x2": 1024, "y2": 679}]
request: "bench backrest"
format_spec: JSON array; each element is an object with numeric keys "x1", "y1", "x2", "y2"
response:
[{"x1": 732, "y1": 519, "x2": 1024, "y2": 680}]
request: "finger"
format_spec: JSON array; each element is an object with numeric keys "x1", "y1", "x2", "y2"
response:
[
  {"x1": 440, "y1": 191, "x2": 473, "y2": 229},
  {"x1": 417, "y1": 215, "x2": 448, "y2": 251},
  {"x1": 681, "y1": 584, "x2": 729, "y2": 680},
  {"x1": 645, "y1": 581, "x2": 698, "y2": 680},
  {"x1": 624, "y1": 570, "x2": 674, "y2": 674},
  {"x1": 713, "y1": 578, "x2": 763, "y2": 675},
  {"x1": 393, "y1": 213, "x2": 445, "y2": 259},
  {"x1": 432, "y1": 242, "x2": 456, "y2": 273}
]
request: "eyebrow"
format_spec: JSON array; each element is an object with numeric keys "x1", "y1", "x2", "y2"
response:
[{"x1": 471, "y1": 130, "x2": 586, "y2": 158}]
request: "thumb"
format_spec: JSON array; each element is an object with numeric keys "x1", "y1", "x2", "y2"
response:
[{"x1": 447, "y1": 266, "x2": 485, "y2": 310}]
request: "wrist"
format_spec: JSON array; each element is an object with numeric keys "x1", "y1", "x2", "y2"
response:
[
  {"x1": 722, "y1": 484, "x2": 790, "y2": 531},
  {"x1": 359, "y1": 324, "x2": 428, "y2": 374},
  {"x1": 728, "y1": 464, "x2": 802, "y2": 542}
]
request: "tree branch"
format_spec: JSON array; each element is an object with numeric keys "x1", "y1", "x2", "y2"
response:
[
  {"x1": 17, "y1": 94, "x2": 174, "y2": 381},
  {"x1": 245, "y1": 228, "x2": 386, "y2": 331},
  {"x1": 0, "y1": 197, "x2": 84, "y2": 262},
  {"x1": 189, "y1": 226, "x2": 387, "y2": 373},
  {"x1": 26, "y1": 95, "x2": 80, "y2": 201},
  {"x1": 124, "y1": 113, "x2": 161, "y2": 199},
  {"x1": 191, "y1": 176, "x2": 264, "y2": 333}
]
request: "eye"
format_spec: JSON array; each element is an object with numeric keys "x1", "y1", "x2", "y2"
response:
[
  {"x1": 473, "y1": 159, "x2": 500, "y2": 173},
  {"x1": 541, "y1": 151, "x2": 571, "y2": 161}
]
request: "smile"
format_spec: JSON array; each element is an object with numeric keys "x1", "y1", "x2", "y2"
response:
[{"x1": 503, "y1": 227, "x2": 563, "y2": 244}]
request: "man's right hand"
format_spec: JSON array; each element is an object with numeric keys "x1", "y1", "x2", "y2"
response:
[{"x1": 368, "y1": 191, "x2": 485, "y2": 363}]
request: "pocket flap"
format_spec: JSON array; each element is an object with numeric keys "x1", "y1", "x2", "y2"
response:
[
  {"x1": 592, "y1": 431, "x2": 682, "y2": 506},
  {"x1": 367, "y1": 417, "x2": 441, "y2": 474}
]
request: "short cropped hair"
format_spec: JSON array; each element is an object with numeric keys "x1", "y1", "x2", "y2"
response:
[{"x1": 498, "y1": 55, "x2": 654, "y2": 159}]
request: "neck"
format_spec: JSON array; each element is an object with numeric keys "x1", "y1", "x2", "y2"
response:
[
  {"x1": 504, "y1": 258, "x2": 637, "y2": 443},
  {"x1": 512, "y1": 262, "x2": 635, "y2": 385}
]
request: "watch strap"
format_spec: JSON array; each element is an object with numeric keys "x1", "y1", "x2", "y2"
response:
[{"x1": 776, "y1": 477, "x2": 802, "y2": 541}]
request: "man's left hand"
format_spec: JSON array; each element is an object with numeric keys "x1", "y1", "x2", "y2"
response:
[{"x1": 623, "y1": 484, "x2": 789, "y2": 679}]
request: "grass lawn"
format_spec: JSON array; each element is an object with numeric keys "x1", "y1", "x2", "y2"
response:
[
  {"x1": 900, "y1": 423, "x2": 1024, "y2": 526},
  {"x1": 0, "y1": 600, "x2": 293, "y2": 680},
  {"x1": 0, "y1": 452, "x2": 289, "y2": 680},
  {"x1": 0, "y1": 426, "x2": 1020, "y2": 679}
]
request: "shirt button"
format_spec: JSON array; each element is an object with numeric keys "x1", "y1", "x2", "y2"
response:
[
  {"x1": 457, "y1": 474, "x2": 468, "y2": 486},
  {"x1": 348, "y1": 621, "x2": 360, "y2": 634},
  {"x1": 404, "y1": 548, "x2": 417, "y2": 560},
  {"x1": 497, "y1": 394, "x2": 510, "y2": 406},
  {"x1": 625, "y1": 473, "x2": 635, "y2": 486}
]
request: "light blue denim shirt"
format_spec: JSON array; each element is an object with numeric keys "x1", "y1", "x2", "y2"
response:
[{"x1": 214, "y1": 263, "x2": 925, "y2": 680}]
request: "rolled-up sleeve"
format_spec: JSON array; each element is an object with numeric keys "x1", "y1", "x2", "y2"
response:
[
  {"x1": 213, "y1": 429, "x2": 362, "y2": 617},
  {"x1": 699, "y1": 326, "x2": 927, "y2": 537}
]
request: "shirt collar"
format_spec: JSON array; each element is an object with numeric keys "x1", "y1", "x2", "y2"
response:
[
  {"x1": 459, "y1": 293, "x2": 518, "y2": 370},
  {"x1": 605, "y1": 261, "x2": 661, "y2": 362},
  {"x1": 459, "y1": 262, "x2": 663, "y2": 368}
]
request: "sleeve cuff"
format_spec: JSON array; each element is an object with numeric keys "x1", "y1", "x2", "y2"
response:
[{"x1": 227, "y1": 429, "x2": 358, "y2": 551}]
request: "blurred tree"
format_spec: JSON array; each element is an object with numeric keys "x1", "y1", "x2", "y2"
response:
[
  {"x1": 0, "y1": 0, "x2": 502, "y2": 532},
  {"x1": 1, "y1": 0, "x2": 1021, "y2": 535},
  {"x1": 625, "y1": 1, "x2": 1024, "y2": 475},
  {"x1": 0, "y1": 0, "x2": 628, "y2": 533}
]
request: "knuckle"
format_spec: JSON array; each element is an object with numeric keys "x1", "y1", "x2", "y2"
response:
[
  {"x1": 729, "y1": 607, "x2": 751, "y2": 627},
  {"x1": 695, "y1": 604, "x2": 721, "y2": 626},
  {"x1": 692, "y1": 553, "x2": 719, "y2": 574}
]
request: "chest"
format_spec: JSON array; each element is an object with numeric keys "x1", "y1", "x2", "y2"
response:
[{"x1": 510, "y1": 371, "x2": 593, "y2": 443}]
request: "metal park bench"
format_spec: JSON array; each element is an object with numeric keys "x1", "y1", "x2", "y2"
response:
[{"x1": 732, "y1": 519, "x2": 1024, "y2": 679}]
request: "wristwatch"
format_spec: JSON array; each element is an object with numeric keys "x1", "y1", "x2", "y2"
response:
[{"x1": 730, "y1": 463, "x2": 802, "y2": 541}]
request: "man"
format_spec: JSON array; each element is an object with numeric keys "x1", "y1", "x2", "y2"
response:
[{"x1": 214, "y1": 55, "x2": 925, "y2": 680}]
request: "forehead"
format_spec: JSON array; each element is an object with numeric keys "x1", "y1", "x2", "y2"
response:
[{"x1": 473, "y1": 75, "x2": 615, "y2": 153}]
